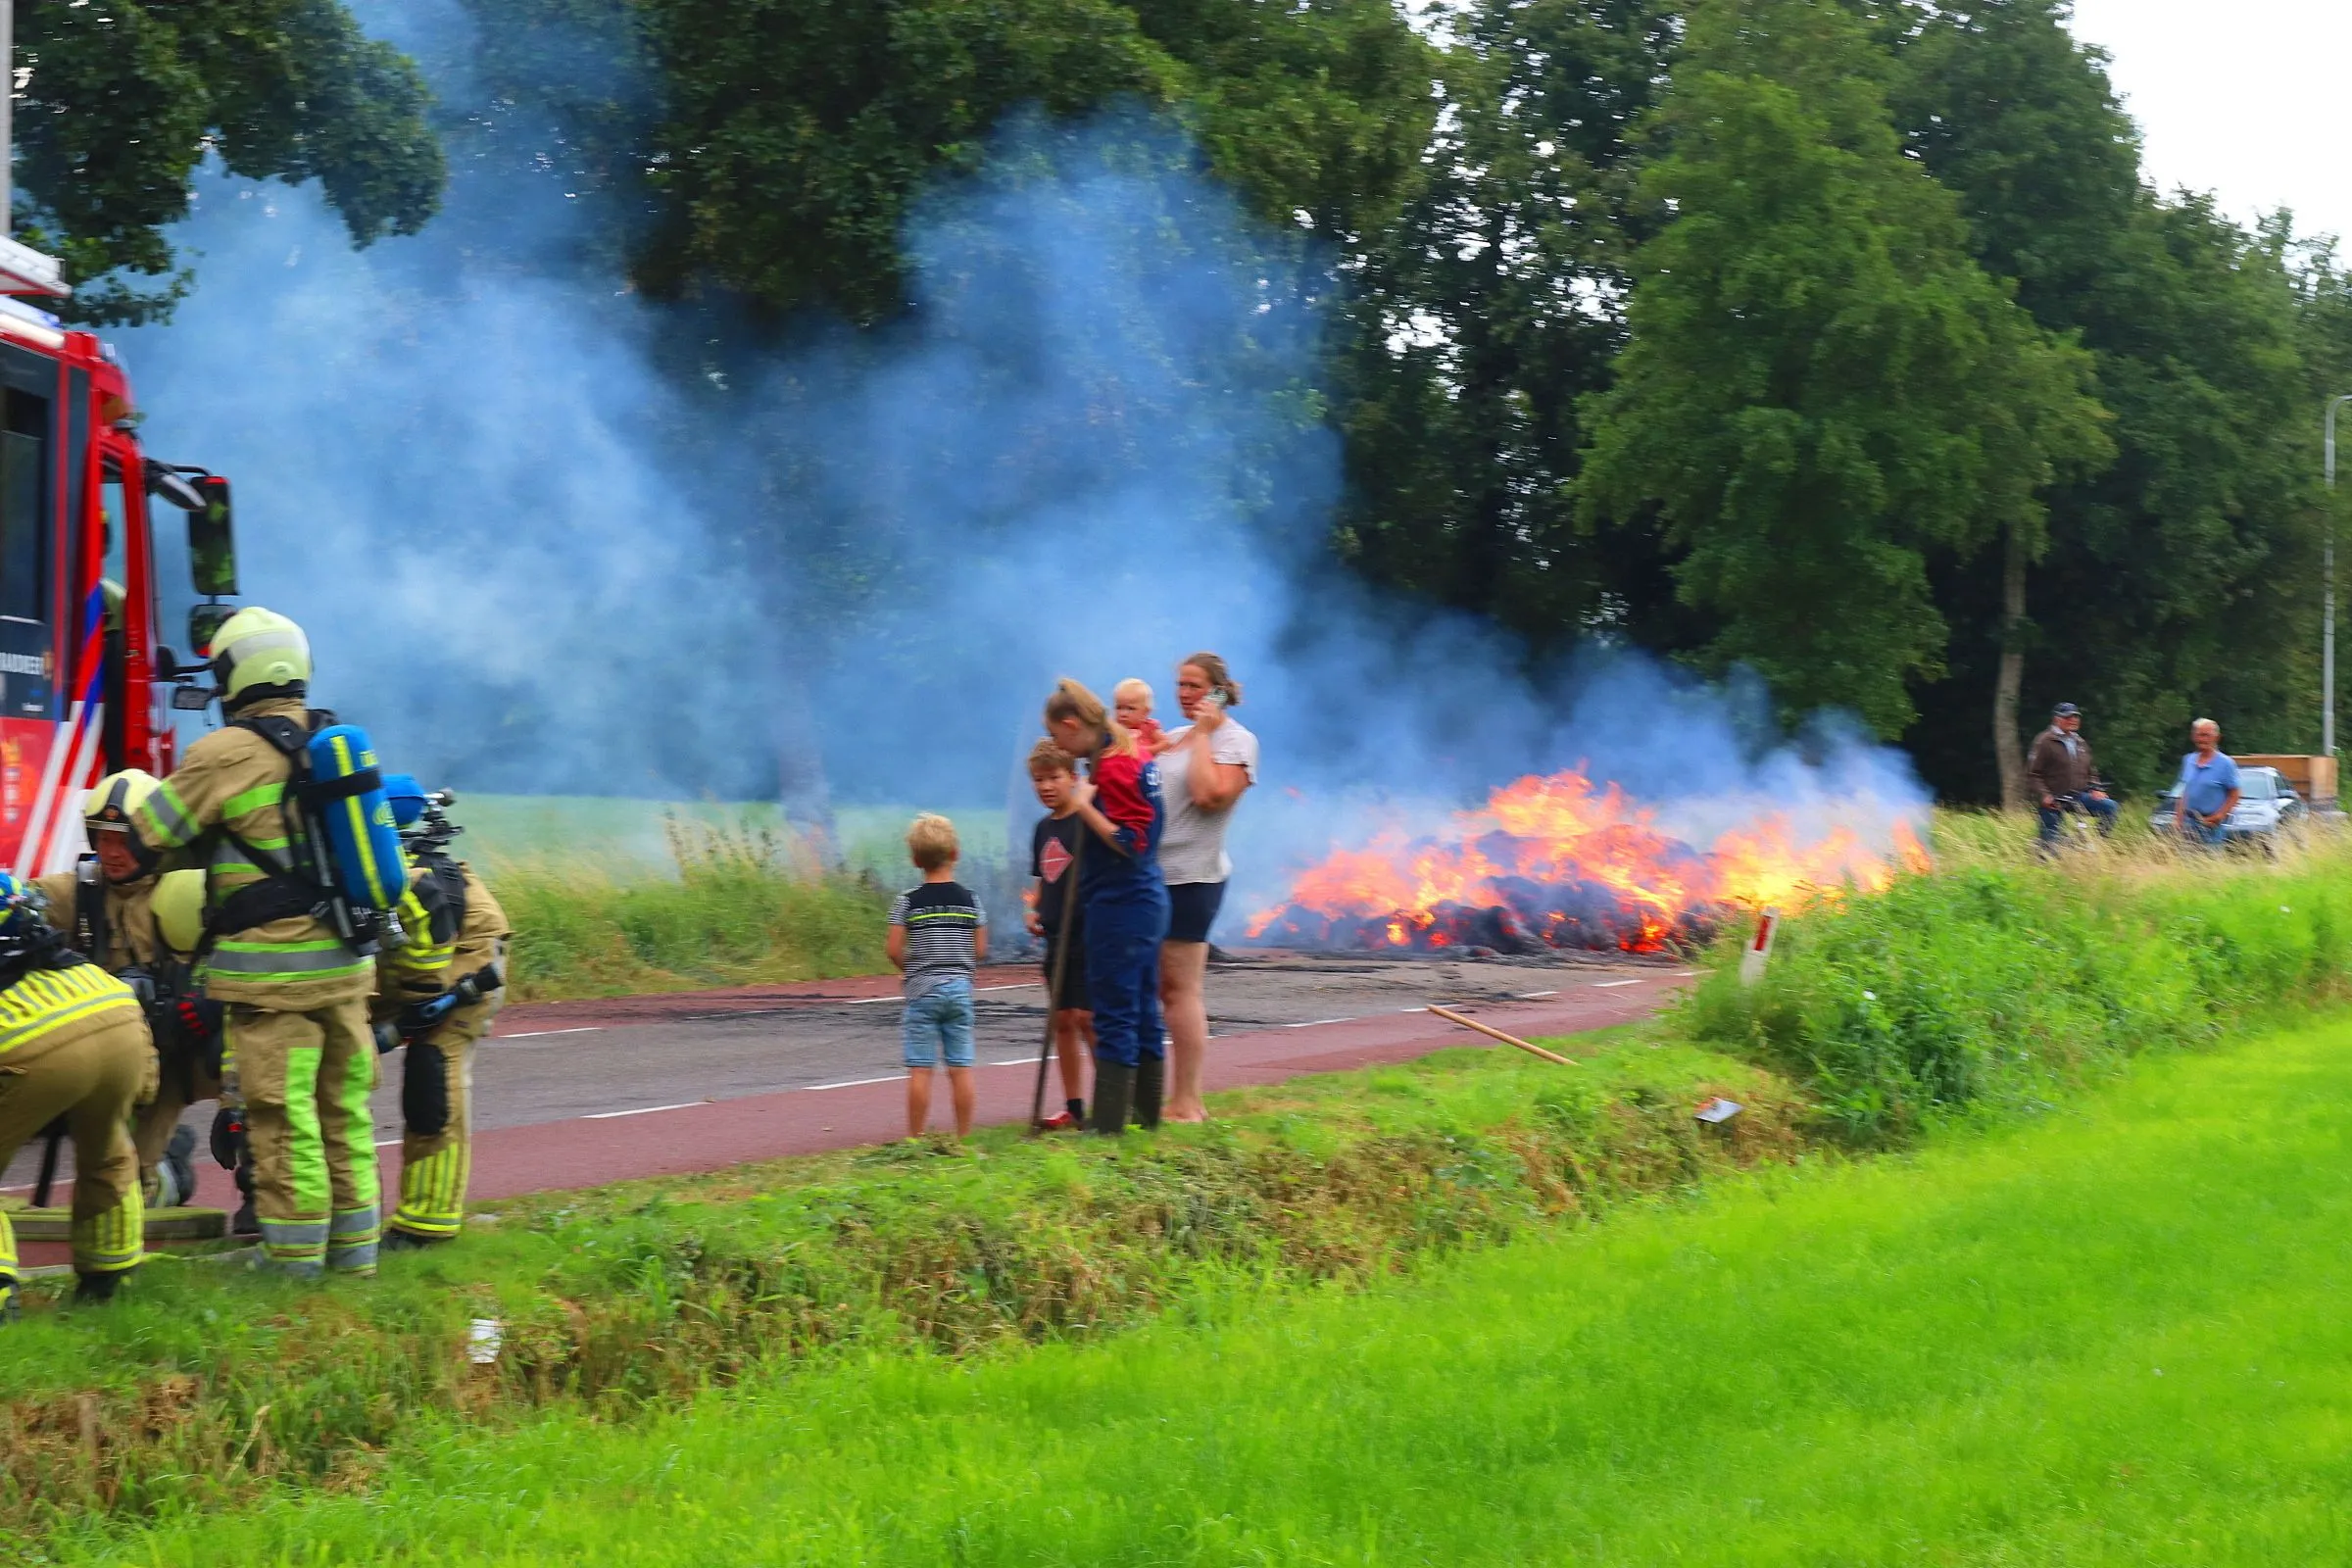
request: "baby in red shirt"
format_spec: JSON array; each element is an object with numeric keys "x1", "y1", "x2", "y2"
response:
[{"x1": 1113, "y1": 678, "x2": 1164, "y2": 757}]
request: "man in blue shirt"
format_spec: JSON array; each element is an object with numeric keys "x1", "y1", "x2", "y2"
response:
[{"x1": 2175, "y1": 718, "x2": 2241, "y2": 845}]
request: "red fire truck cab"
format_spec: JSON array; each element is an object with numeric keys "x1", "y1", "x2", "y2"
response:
[{"x1": 0, "y1": 238, "x2": 239, "y2": 877}]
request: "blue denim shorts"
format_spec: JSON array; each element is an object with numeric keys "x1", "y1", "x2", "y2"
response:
[{"x1": 902, "y1": 978, "x2": 976, "y2": 1068}]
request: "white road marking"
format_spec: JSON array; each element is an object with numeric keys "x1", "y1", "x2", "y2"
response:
[
  {"x1": 849, "y1": 995, "x2": 898, "y2": 1005},
  {"x1": 1284, "y1": 1017, "x2": 1353, "y2": 1028},
  {"x1": 499, "y1": 1026, "x2": 602, "y2": 1039},
  {"x1": 1592, "y1": 979, "x2": 1645, "y2": 989},
  {"x1": 800, "y1": 1073, "x2": 909, "y2": 1091},
  {"x1": 977, "y1": 982, "x2": 1039, "y2": 993},
  {"x1": 1518, "y1": 989, "x2": 1558, "y2": 999},
  {"x1": 583, "y1": 1101, "x2": 707, "y2": 1120}
]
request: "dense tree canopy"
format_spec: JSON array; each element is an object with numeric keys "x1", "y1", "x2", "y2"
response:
[
  {"x1": 28, "y1": 0, "x2": 2331, "y2": 801},
  {"x1": 17, "y1": 0, "x2": 445, "y2": 321},
  {"x1": 1576, "y1": 0, "x2": 2109, "y2": 739}
]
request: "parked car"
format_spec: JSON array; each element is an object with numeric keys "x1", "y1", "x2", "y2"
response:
[{"x1": 2149, "y1": 764, "x2": 2306, "y2": 842}]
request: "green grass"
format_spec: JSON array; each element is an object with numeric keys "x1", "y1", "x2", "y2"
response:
[
  {"x1": 448, "y1": 795, "x2": 1005, "y2": 880},
  {"x1": 64, "y1": 1010, "x2": 2352, "y2": 1564},
  {"x1": 2, "y1": 1036, "x2": 1799, "y2": 1546},
  {"x1": 437, "y1": 799, "x2": 1006, "y2": 1000}
]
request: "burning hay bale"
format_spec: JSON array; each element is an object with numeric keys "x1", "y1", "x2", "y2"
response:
[{"x1": 1249, "y1": 768, "x2": 1927, "y2": 956}]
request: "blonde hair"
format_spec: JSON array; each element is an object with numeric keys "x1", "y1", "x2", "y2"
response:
[
  {"x1": 2191, "y1": 716, "x2": 2220, "y2": 734},
  {"x1": 1026, "y1": 739, "x2": 1076, "y2": 779},
  {"x1": 906, "y1": 812, "x2": 959, "y2": 871},
  {"x1": 1112, "y1": 677, "x2": 1153, "y2": 711},
  {"x1": 1043, "y1": 678, "x2": 1136, "y2": 758},
  {"x1": 1180, "y1": 651, "x2": 1242, "y2": 709}
]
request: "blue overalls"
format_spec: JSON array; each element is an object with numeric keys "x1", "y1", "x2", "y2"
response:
[{"x1": 1081, "y1": 754, "x2": 1170, "y2": 1069}]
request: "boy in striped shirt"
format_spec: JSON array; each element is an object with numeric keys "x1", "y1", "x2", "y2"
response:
[{"x1": 887, "y1": 814, "x2": 989, "y2": 1138}]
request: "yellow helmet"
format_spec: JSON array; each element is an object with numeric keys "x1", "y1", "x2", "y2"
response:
[
  {"x1": 209, "y1": 606, "x2": 311, "y2": 709},
  {"x1": 151, "y1": 868, "x2": 207, "y2": 957},
  {"x1": 84, "y1": 769, "x2": 161, "y2": 844}
]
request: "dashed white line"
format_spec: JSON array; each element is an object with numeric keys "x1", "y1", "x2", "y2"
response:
[
  {"x1": 498, "y1": 1026, "x2": 603, "y2": 1039},
  {"x1": 1284, "y1": 1017, "x2": 1353, "y2": 1028},
  {"x1": 1518, "y1": 989, "x2": 1558, "y2": 999},
  {"x1": 582, "y1": 1101, "x2": 706, "y2": 1120},
  {"x1": 1592, "y1": 979, "x2": 1645, "y2": 989},
  {"x1": 800, "y1": 1072, "x2": 910, "y2": 1092}
]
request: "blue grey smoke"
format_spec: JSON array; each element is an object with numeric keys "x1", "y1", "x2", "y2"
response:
[{"x1": 117, "y1": 1, "x2": 1932, "y2": 928}]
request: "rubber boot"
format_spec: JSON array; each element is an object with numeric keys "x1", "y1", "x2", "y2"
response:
[
  {"x1": 382, "y1": 1229, "x2": 442, "y2": 1253},
  {"x1": 1134, "y1": 1054, "x2": 1165, "y2": 1130},
  {"x1": 230, "y1": 1156, "x2": 259, "y2": 1239},
  {"x1": 1090, "y1": 1060, "x2": 1135, "y2": 1137},
  {"x1": 0, "y1": 1275, "x2": 17, "y2": 1325},
  {"x1": 73, "y1": 1270, "x2": 123, "y2": 1305},
  {"x1": 157, "y1": 1123, "x2": 197, "y2": 1210}
]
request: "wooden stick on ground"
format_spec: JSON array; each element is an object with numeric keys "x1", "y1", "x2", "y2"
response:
[{"x1": 1427, "y1": 1004, "x2": 1579, "y2": 1066}]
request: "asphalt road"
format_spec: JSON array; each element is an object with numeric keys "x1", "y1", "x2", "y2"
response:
[{"x1": 3, "y1": 951, "x2": 1691, "y2": 1212}]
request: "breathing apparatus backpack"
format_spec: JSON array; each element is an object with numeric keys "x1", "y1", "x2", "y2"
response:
[{"x1": 215, "y1": 711, "x2": 411, "y2": 957}]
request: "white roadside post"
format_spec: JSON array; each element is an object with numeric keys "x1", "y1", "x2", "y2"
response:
[{"x1": 1739, "y1": 906, "x2": 1781, "y2": 988}]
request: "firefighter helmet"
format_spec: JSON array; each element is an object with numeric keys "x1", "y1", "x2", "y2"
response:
[
  {"x1": 84, "y1": 769, "x2": 161, "y2": 841},
  {"x1": 152, "y1": 868, "x2": 207, "y2": 957},
  {"x1": 209, "y1": 606, "x2": 311, "y2": 709}
]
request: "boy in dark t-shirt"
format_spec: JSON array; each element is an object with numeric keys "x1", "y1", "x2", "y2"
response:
[
  {"x1": 888, "y1": 813, "x2": 987, "y2": 1138},
  {"x1": 1025, "y1": 741, "x2": 1094, "y2": 1130}
]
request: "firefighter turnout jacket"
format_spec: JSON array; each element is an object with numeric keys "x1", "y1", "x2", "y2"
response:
[
  {"x1": 127, "y1": 697, "x2": 375, "y2": 1007},
  {"x1": 377, "y1": 853, "x2": 509, "y2": 1243}
]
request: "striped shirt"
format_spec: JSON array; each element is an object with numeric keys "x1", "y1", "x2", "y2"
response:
[{"x1": 889, "y1": 881, "x2": 986, "y2": 1000}]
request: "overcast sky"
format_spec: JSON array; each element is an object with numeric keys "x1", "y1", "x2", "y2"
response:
[{"x1": 2071, "y1": 0, "x2": 2352, "y2": 243}]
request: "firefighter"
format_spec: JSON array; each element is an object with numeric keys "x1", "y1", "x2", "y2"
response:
[
  {"x1": 33, "y1": 773, "x2": 215, "y2": 1212},
  {"x1": 124, "y1": 607, "x2": 388, "y2": 1278},
  {"x1": 374, "y1": 776, "x2": 509, "y2": 1250},
  {"x1": 0, "y1": 871, "x2": 156, "y2": 1318}
]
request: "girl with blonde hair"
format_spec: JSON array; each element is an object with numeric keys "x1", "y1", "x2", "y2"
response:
[{"x1": 1042, "y1": 678, "x2": 1169, "y2": 1134}]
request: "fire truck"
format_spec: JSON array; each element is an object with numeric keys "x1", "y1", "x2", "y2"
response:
[{"x1": 0, "y1": 235, "x2": 239, "y2": 877}]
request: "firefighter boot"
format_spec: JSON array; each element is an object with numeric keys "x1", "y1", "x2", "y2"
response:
[
  {"x1": 1090, "y1": 1060, "x2": 1135, "y2": 1137},
  {"x1": 231, "y1": 1155, "x2": 259, "y2": 1239},
  {"x1": 1134, "y1": 1054, "x2": 1165, "y2": 1131},
  {"x1": 156, "y1": 1123, "x2": 197, "y2": 1210},
  {"x1": 73, "y1": 1270, "x2": 123, "y2": 1305}
]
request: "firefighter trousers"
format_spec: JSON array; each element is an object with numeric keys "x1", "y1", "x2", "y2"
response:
[
  {"x1": 392, "y1": 1005, "x2": 489, "y2": 1242},
  {"x1": 0, "y1": 1010, "x2": 154, "y2": 1279},
  {"x1": 225, "y1": 1000, "x2": 378, "y2": 1276}
]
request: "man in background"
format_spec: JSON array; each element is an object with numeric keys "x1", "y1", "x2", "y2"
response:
[
  {"x1": 2175, "y1": 717, "x2": 2242, "y2": 846},
  {"x1": 2028, "y1": 702, "x2": 2116, "y2": 846}
]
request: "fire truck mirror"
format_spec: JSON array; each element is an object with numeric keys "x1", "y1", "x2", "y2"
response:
[
  {"x1": 187, "y1": 602, "x2": 234, "y2": 658},
  {"x1": 187, "y1": 476, "x2": 237, "y2": 598}
]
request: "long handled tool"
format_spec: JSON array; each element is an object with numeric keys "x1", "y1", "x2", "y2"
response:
[
  {"x1": 30, "y1": 1114, "x2": 66, "y2": 1207},
  {"x1": 1428, "y1": 1004, "x2": 1579, "y2": 1066},
  {"x1": 1027, "y1": 826, "x2": 1088, "y2": 1133}
]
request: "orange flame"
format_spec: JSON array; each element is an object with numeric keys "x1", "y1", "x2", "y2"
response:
[{"x1": 1251, "y1": 767, "x2": 1929, "y2": 954}]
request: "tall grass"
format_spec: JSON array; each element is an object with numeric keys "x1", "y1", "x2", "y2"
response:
[
  {"x1": 1685, "y1": 815, "x2": 2352, "y2": 1144},
  {"x1": 493, "y1": 813, "x2": 893, "y2": 999}
]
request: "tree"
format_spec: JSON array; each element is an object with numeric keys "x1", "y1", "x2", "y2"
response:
[
  {"x1": 16, "y1": 0, "x2": 446, "y2": 323},
  {"x1": 1331, "y1": 0, "x2": 1684, "y2": 654},
  {"x1": 1576, "y1": 0, "x2": 2109, "y2": 740},
  {"x1": 1886, "y1": 0, "x2": 2318, "y2": 797},
  {"x1": 626, "y1": 0, "x2": 1436, "y2": 322}
]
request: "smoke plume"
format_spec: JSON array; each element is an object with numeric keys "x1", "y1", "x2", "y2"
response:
[{"x1": 118, "y1": 0, "x2": 1931, "y2": 931}]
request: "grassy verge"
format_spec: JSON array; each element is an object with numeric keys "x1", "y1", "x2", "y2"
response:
[
  {"x1": 15, "y1": 817, "x2": 2352, "y2": 1552},
  {"x1": 93, "y1": 1008, "x2": 2352, "y2": 1565},
  {"x1": 1, "y1": 1037, "x2": 1802, "y2": 1548}
]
